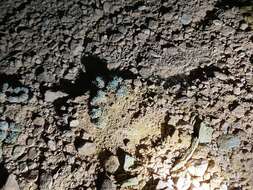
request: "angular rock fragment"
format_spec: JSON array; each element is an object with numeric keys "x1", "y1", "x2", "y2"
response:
[{"x1": 44, "y1": 90, "x2": 68, "y2": 102}]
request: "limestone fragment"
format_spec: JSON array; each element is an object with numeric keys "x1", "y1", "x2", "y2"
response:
[{"x1": 188, "y1": 160, "x2": 209, "y2": 177}]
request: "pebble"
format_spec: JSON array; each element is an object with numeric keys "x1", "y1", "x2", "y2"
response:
[
  {"x1": 77, "y1": 142, "x2": 96, "y2": 156},
  {"x1": 105, "y1": 155, "x2": 120, "y2": 173},
  {"x1": 123, "y1": 154, "x2": 136, "y2": 171},
  {"x1": 44, "y1": 90, "x2": 68, "y2": 102},
  {"x1": 69, "y1": 120, "x2": 79, "y2": 127},
  {"x1": 180, "y1": 14, "x2": 192, "y2": 25},
  {"x1": 199, "y1": 122, "x2": 213, "y2": 144}
]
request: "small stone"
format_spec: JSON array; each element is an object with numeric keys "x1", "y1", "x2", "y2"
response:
[
  {"x1": 77, "y1": 142, "x2": 96, "y2": 156},
  {"x1": 188, "y1": 160, "x2": 208, "y2": 177},
  {"x1": 199, "y1": 122, "x2": 213, "y2": 144},
  {"x1": 240, "y1": 23, "x2": 248, "y2": 30},
  {"x1": 176, "y1": 173, "x2": 191, "y2": 190},
  {"x1": 44, "y1": 90, "x2": 68, "y2": 102},
  {"x1": 101, "y1": 179, "x2": 117, "y2": 190},
  {"x1": 121, "y1": 177, "x2": 139, "y2": 188},
  {"x1": 180, "y1": 14, "x2": 192, "y2": 25},
  {"x1": 214, "y1": 72, "x2": 228, "y2": 81},
  {"x1": 105, "y1": 155, "x2": 120, "y2": 173},
  {"x1": 33, "y1": 117, "x2": 45, "y2": 126},
  {"x1": 3, "y1": 174, "x2": 20, "y2": 190},
  {"x1": 123, "y1": 154, "x2": 136, "y2": 171},
  {"x1": 219, "y1": 135, "x2": 240, "y2": 151},
  {"x1": 69, "y1": 120, "x2": 79, "y2": 127}
]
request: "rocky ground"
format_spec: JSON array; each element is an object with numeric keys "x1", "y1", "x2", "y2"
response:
[{"x1": 0, "y1": 0, "x2": 253, "y2": 189}]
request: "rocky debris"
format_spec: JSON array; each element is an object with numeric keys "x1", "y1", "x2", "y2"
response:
[
  {"x1": 104, "y1": 155, "x2": 120, "y2": 174},
  {"x1": 0, "y1": 0, "x2": 252, "y2": 189},
  {"x1": 44, "y1": 90, "x2": 68, "y2": 102}
]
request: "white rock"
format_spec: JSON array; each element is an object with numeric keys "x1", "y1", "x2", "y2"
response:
[
  {"x1": 176, "y1": 173, "x2": 191, "y2": 190},
  {"x1": 121, "y1": 177, "x2": 139, "y2": 188},
  {"x1": 156, "y1": 179, "x2": 174, "y2": 190},
  {"x1": 69, "y1": 120, "x2": 79, "y2": 127},
  {"x1": 188, "y1": 160, "x2": 208, "y2": 177},
  {"x1": 123, "y1": 154, "x2": 135, "y2": 171},
  {"x1": 44, "y1": 90, "x2": 68, "y2": 102}
]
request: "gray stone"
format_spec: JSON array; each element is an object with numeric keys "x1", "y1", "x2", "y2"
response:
[
  {"x1": 219, "y1": 135, "x2": 240, "y2": 151},
  {"x1": 44, "y1": 90, "x2": 68, "y2": 102},
  {"x1": 180, "y1": 14, "x2": 192, "y2": 25}
]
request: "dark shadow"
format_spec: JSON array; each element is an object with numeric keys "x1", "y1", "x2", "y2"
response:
[
  {"x1": 0, "y1": 162, "x2": 9, "y2": 188},
  {"x1": 142, "y1": 178, "x2": 159, "y2": 190}
]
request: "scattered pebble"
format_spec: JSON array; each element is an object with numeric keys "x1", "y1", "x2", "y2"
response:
[
  {"x1": 3, "y1": 174, "x2": 20, "y2": 190},
  {"x1": 188, "y1": 160, "x2": 209, "y2": 177}
]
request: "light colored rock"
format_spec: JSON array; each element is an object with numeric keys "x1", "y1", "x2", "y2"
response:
[
  {"x1": 105, "y1": 155, "x2": 120, "y2": 173},
  {"x1": 69, "y1": 120, "x2": 79, "y2": 127},
  {"x1": 199, "y1": 122, "x2": 213, "y2": 144},
  {"x1": 123, "y1": 154, "x2": 135, "y2": 171},
  {"x1": 199, "y1": 182, "x2": 210, "y2": 190},
  {"x1": 3, "y1": 174, "x2": 20, "y2": 190},
  {"x1": 44, "y1": 90, "x2": 68, "y2": 102},
  {"x1": 33, "y1": 117, "x2": 45, "y2": 126},
  {"x1": 77, "y1": 142, "x2": 96, "y2": 156},
  {"x1": 188, "y1": 160, "x2": 208, "y2": 177},
  {"x1": 156, "y1": 179, "x2": 174, "y2": 190},
  {"x1": 180, "y1": 14, "x2": 192, "y2": 25},
  {"x1": 176, "y1": 173, "x2": 191, "y2": 190},
  {"x1": 121, "y1": 177, "x2": 139, "y2": 188}
]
